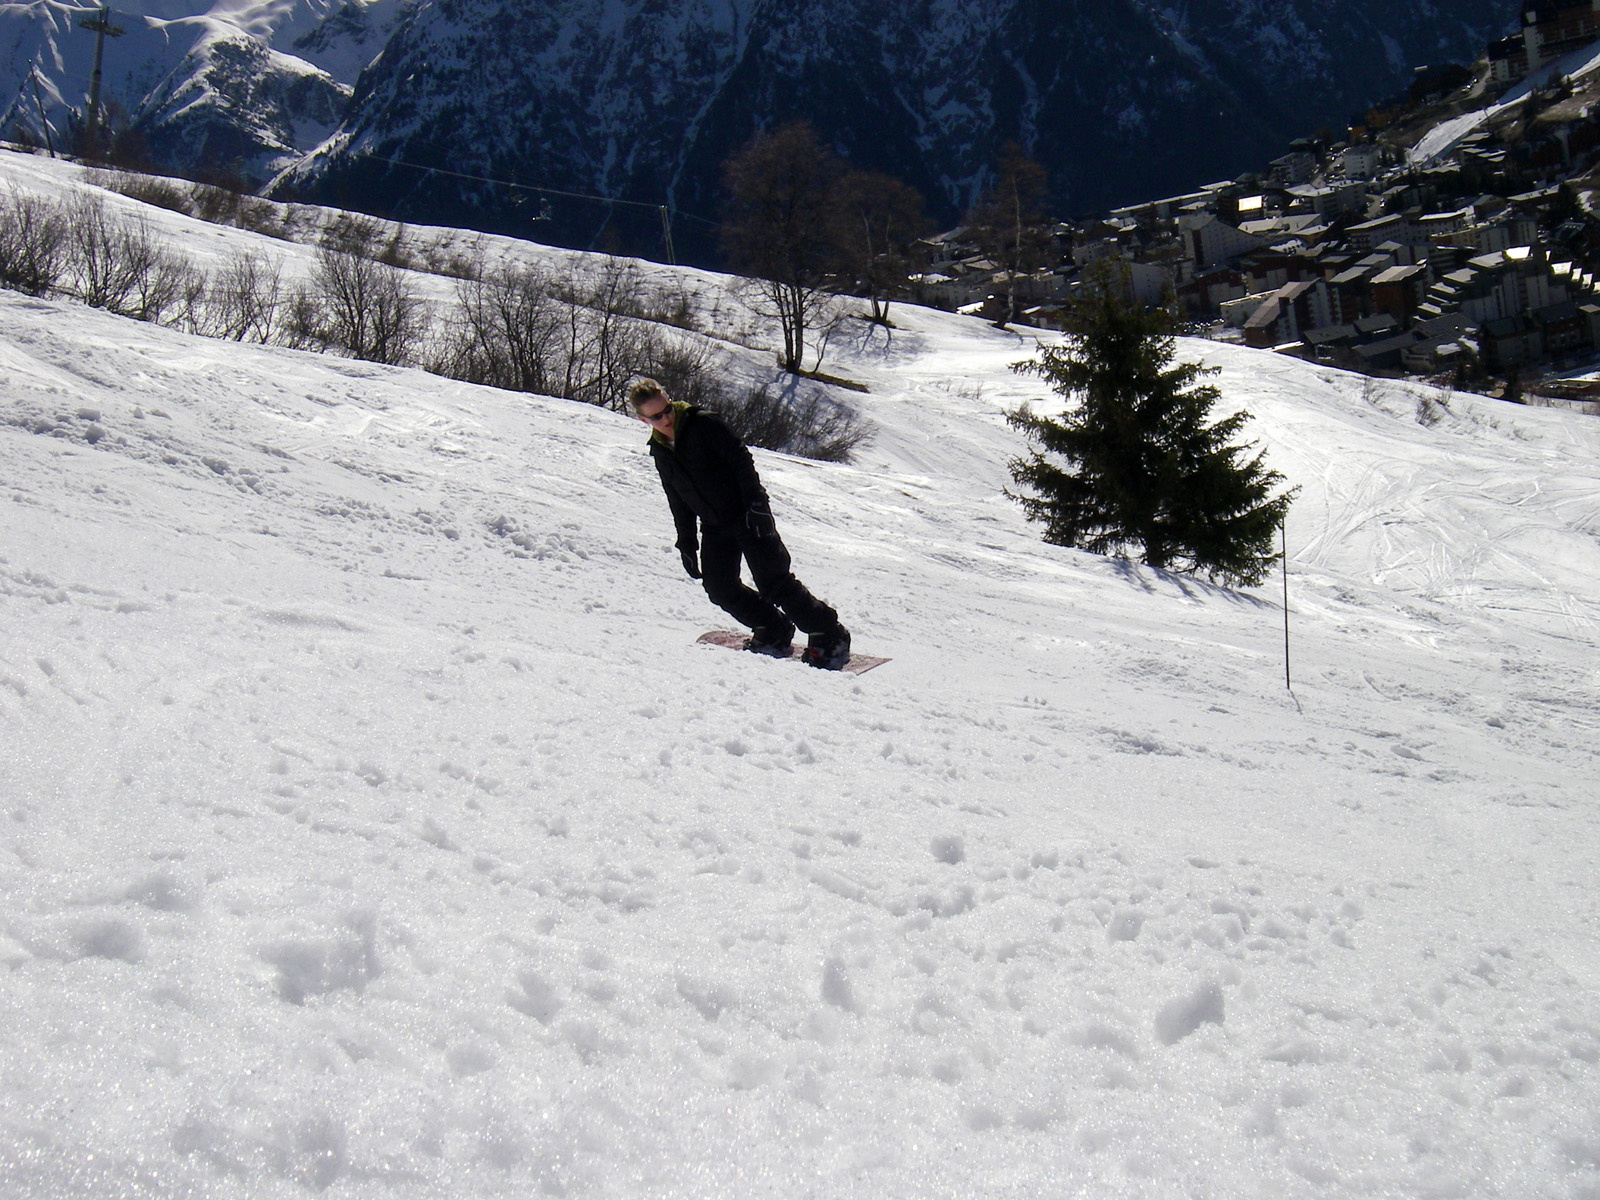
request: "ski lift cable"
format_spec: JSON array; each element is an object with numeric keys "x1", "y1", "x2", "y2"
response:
[{"x1": 362, "y1": 151, "x2": 720, "y2": 230}]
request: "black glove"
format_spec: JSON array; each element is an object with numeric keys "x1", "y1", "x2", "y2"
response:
[
  {"x1": 746, "y1": 502, "x2": 777, "y2": 539},
  {"x1": 679, "y1": 546, "x2": 701, "y2": 579}
]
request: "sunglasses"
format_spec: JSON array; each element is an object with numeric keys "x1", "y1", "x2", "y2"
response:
[{"x1": 639, "y1": 404, "x2": 673, "y2": 423}]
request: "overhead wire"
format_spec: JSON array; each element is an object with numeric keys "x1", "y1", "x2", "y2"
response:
[
  {"x1": 360, "y1": 151, "x2": 721, "y2": 229},
  {"x1": 356, "y1": 151, "x2": 722, "y2": 265}
]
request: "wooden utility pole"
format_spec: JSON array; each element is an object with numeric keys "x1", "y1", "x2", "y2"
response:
[
  {"x1": 79, "y1": 6, "x2": 125, "y2": 157},
  {"x1": 659, "y1": 205, "x2": 676, "y2": 266},
  {"x1": 31, "y1": 69, "x2": 55, "y2": 157}
]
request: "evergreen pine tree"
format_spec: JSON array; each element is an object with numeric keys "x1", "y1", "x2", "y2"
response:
[{"x1": 1007, "y1": 262, "x2": 1296, "y2": 587}]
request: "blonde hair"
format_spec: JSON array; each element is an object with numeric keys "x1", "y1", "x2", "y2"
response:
[{"x1": 626, "y1": 377, "x2": 667, "y2": 411}]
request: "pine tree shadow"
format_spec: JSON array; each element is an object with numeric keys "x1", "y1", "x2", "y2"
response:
[{"x1": 1108, "y1": 557, "x2": 1278, "y2": 611}]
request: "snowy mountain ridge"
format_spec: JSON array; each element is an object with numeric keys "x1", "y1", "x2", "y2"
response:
[
  {"x1": 6, "y1": 0, "x2": 1510, "y2": 252},
  {"x1": 2, "y1": 148, "x2": 1598, "y2": 1198},
  {"x1": 0, "y1": 0, "x2": 403, "y2": 175},
  {"x1": 289, "y1": 0, "x2": 1511, "y2": 255}
]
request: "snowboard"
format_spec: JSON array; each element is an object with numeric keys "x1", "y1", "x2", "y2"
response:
[{"x1": 696, "y1": 630, "x2": 890, "y2": 675}]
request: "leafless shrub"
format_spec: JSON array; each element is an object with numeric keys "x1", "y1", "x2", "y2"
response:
[
  {"x1": 0, "y1": 187, "x2": 68, "y2": 295},
  {"x1": 132, "y1": 249, "x2": 200, "y2": 325},
  {"x1": 230, "y1": 196, "x2": 284, "y2": 238},
  {"x1": 638, "y1": 286, "x2": 699, "y2": 330},
  {"x1": 65, "y1": 193, "x2": 194, "y2": 321},
  {"x1": 191, "y1": 182, "x2": 243, "y2": 225},
  {"x1": 437, "y1": 254, "x2": 679, "y2": 408},
  {"x1": 559, "y1": 257, "x2": 647, "y2": 318},
  {"x1": 532, "y1": 258, "x2": 683, "y2": 410},
  {"x1": 565, "y1": 259, "x2": 665, "y2": 410},
  {"x1": 646, "y1": 338, "x2": 870, "y2": 462},
  {"x1": 586, "y1": 316, "x2": 669, "y2": 411},
  {"x1": 718, "y1": 384, "x2": 871, "y2": 462},
  {"x1": 281, "y1": 282, "x2": 331, "y2": 352},
  {"x1": 1414, "y1": 384, "x2": 1453, "y2": 427},
  {"x1": 422, "y1": 240, "x2": 483, "y2": 281},
  {"x1": 209, "y1": 250, "x2": 284, "y2": 342},
  {"x1": 93, "y1": 166, "x2": 290, "y2": 239},
  {"x1": 646, "y1": 338, "x2": 728, "y2": 409},
  {"x1": 436, "y1": 261, "x2": 567, "y2": 393},
  {"x1": 94, "y1": 169, "x2": 190, "y2": 214},
  {"x1": 142, "y1": 259, "x2": 210, "y2": 336},
  {"x1": 320, "y1": 212, "x2": 386, "y2": 257},
  {"x1": 66, "y1": 193, "x2": 148, "y2": 310},
  {"x1": 305, "y1": 246, "x2": 428, "y2": 365},
  {"x1": 375, "y1": 223, "x2": 415, "y2": 269}
]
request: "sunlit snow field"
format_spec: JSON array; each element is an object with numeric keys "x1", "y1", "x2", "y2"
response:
[{"x1": 2, "y1": 150, "x2": 1599, "y2": 1199}]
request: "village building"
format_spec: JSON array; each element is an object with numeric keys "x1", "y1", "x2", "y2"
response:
[
  {"x1": 887, "y1": 12, "x2": 1600, "y2": 385},
  {"x1": 1181, "y1": 211, "x2": 1272, "y2": 271},
  {"x1": 1370, "y1": 263, "x2": 1431, "y2": 322},
  {"x1": 1491, "y1": 0, "x2": 1600, "y2": 85},
  {"x1": 1337, "y1": 144, "x2": 1384, "y2": 180}
]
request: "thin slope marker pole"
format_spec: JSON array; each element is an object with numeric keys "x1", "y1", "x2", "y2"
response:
[{"x1": 1281, "y1": 519, "x2": 1294, "y2": 695}]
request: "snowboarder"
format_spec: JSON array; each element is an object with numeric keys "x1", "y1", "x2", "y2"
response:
[{"x1": 628, "y1": 377, "x2": 851, "y2": 668}]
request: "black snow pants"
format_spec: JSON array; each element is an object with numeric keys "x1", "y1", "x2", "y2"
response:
[{"x1": 699, "y1": 524, "x2": 837, "y2": 636}]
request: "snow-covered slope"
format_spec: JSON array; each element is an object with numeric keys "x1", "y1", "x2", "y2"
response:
[{"x1": 3, "y1": 151, "x2": 1599, "y2": 1199}]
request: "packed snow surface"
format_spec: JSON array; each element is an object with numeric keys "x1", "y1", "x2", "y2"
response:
[{"x1": 2, "y1": 151, "x2": 1599, "y2": 1199}]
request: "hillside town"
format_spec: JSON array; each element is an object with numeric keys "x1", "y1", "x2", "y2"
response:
[{"x1": 911, "y1": 0, "x2": 1600, "y2": 397}]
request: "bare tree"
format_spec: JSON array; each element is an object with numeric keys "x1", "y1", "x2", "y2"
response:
[
  {"x1": 721, "y1": 121, "x2": 843, "y2": 374},
  {"x1": 831, "y1": 169, "x2": 929, "y2": 325},
  {"x1": 966, "y1": 142, "x2": 1054, "y2": 327},
  {"x1": 128, "y1": 244, "x2": 196, "y2": 325},
  {"x1": 66, "y1": 193, "x2": 150, "y2": 311},
  {"x1": 442, "y1": 261, "x2": 567, "y2": 393},
  {"x1": 437, "y1": 255, "x2": 668, "y2": 409},
  {"x1": 0, "y1": 187, "x2": 68, "y2": 295},
  {"x1": 309, "y1": 246, "x2": 428, "y2": 365},
  {"x1": 64, "y1": 193, "x2": 193, "y2": 321},
  {"x1": 567, "y1": 258, "x2": 659, "y2": 411},
  {"x1": 172, "y1": 266, "x2": 210, "y2": 336},
  {"x1": 210, "y1": 250, "x2": 284, "y2": 342},
  {"x1": 281, "y1": 283, "x2": 331, "y2": 352}
]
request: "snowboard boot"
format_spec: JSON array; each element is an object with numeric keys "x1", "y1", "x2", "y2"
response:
[
  {"x1": 744, "y1": 620, "x2": 796, "y2": 657},
  {"x1": 802, "y1": 624, "x2": 851, "y2": 670}
]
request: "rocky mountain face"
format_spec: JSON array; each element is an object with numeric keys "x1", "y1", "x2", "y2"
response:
[
  {"x1": 279, "y1": 0, "x2": 1514, "y2": 261},
  {"x1": 6, "y1": 0, "x2": 1511, "y2": 259},
  {"x1": 0, "y1": 0, "x2": 404, "y2": 180}
]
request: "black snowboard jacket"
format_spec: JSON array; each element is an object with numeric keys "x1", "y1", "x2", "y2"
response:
[{"x1": 648, "y1": 404, "x2": 769, "y2": 551}]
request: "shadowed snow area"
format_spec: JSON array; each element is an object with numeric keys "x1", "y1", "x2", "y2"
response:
[{"x1": 2, "y1": 150, "x2": 1599, "y2": 1199}]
